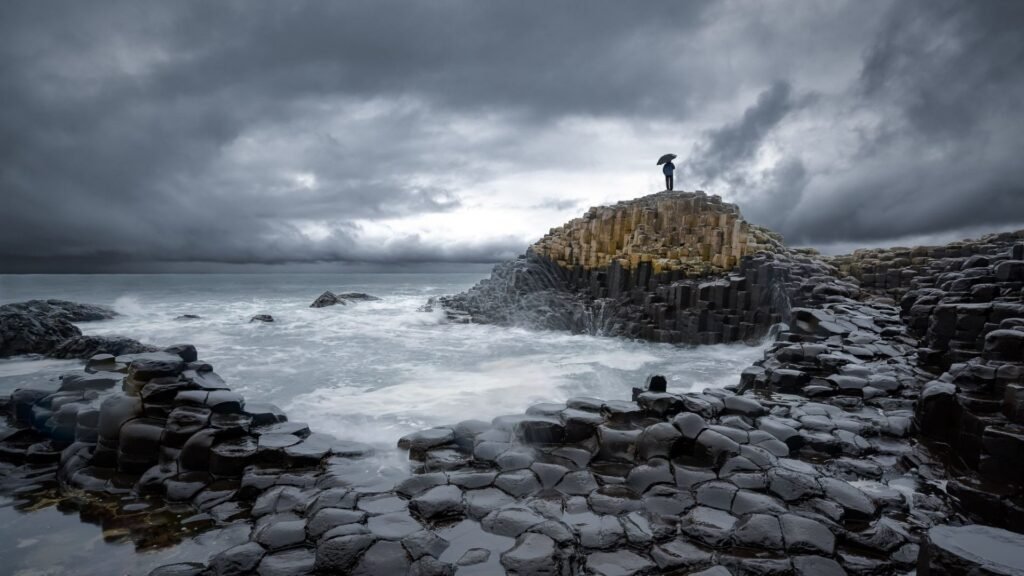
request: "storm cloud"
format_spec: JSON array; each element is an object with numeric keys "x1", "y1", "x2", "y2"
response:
[
  {"x1": 2, "y1": 0, "x2": 1022, "y2": 271},
  {"x1": 689, "y1": 81, "x2": 802, "y2": 180}
]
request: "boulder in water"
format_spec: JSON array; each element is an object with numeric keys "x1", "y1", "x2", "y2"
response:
[
  {"x1": 0, "y1": 311, "x2": 81, "y2": 357},
  {"x1": 0, "y1": 299, "x2": 119, "y2": 357},
  {"x1": 175, "y1": 314, "x2": 201, "y2": 321},
  {"x1": 311, "y1": 291, "x2": 345, "y2": 308},
  {"x1": 250, "y1": 314, "x2": 274, "y2": 323},
  {"x1": 337, "y1": 292, "x2": 381, "y2": 301},
  {"x1": 0, "y1": 299, "x2": 117, "y2": 322},
  {"x1": 310, "y1": 291, "x2": 380, "y2": 308},
  {"x1": 48, "y1": 335, "x2": 157, "y2": 359}
]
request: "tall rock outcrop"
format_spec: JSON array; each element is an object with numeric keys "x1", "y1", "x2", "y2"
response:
[
  {"x1": 440, "y1": 190, "x2": 849, "y2": 344},
  {"x1": 532, "y1": 190, "x2": 784, "y2": 276}
]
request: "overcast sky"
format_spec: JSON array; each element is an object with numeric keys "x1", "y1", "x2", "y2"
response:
[{"x1": 2, "y1": 1, "x2": 1023, "y2": 272}]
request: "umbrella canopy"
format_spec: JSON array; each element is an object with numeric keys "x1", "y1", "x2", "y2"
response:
[{"x1": 657, "y1": 153, "x2": 677, "y2": 165}]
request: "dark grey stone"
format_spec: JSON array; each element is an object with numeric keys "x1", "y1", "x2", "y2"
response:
[
  {"x1": 494, "y1": 469, "x2": 541, "y2": 498},
  {"x1": 314, "y1": 534, "x2": 377, "y2": 573},
  {"x1": 410, "y1": 485, "x2": 464, "y2": 521},
  {"x1": 352, "y1": 540, "x2": 411, "y2": 575},
  {"x1": 402, "y1": 530, "x2": 450, "y2": 560},
  {"x1": 792, "y1": 555, "x2": 846, "y2": 576},
  {"x1": 637, "y1": 422, "x2": 683, "y2": 461},
  {"x1": 208, "y1": 542, "x2": 266, "y2": 576},
  {"x1": 723, "y1": 395, "x2": 766, "y2": 417},
  {"x1": 588, "y1": 485, "x2": 642, "y2": 516},
  {"x1": 255, "y1": 518, "x2": 307, "y2": 551},
  {"x1": 625, "y1": 458, "x2": 674, "y2": 493},
  {"x1": 465, "y1": 488, "x2": 516, "y2": 519},
  {"x1": 367, "y1": 511, "x2": 423, "y2": 540},
  {"x1": 256, "y1": 548, "x2": 315, "y2": 576},
  {"x1": 480, "y1": 505, "x2": 546, "y2": 537},
  {"x1": 733, "y1": 513, "x2": 783, "y2": 550},
  {"x1": 578, "y1": 514, "x2": 625, "y2": 549},
  {"x1": 586, "y1": 550, "x2": 655, "y2": 576},
  {"x1": 678, "y1": 506, "x2": 737, "y2": 547},
  {"x1": 306, "y1": 508, "x2": 367, "y2": 540},
  {"x1": 920, "y1": 524, "x2": 1024, "y2": 576},
  {"x1": 650, "y1": 538, "x2": 713, "y2": 572},
  {"x1": 399, "y1": 427, "x2": 455, "y2": 459},
  {"x1": 780, "y1": 513, "x2": 835, "y2": 555},
  {"x1": 500, "y1": 533, "x2": 561, "y2": 574}
]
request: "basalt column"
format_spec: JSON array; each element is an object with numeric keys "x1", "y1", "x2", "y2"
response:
[
  {"x1": 441, "y1": 190, "x2": 819, "y2": 344},
  {"x1": 532, "y1": 190, "x2": 782, "y2": 278}
]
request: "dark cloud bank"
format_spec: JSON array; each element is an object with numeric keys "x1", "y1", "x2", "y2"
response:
[{"x1": 1, "y1": 0, "x2": 1022, "y2": 272}]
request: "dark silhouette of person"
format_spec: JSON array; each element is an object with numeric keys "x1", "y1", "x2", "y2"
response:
[{"x1": 663, "y1": 160, "x2": 675, "y2": 190}]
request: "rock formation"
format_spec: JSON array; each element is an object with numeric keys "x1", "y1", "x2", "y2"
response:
[
  {"x1": 532, "y1": 190, "x2": 784, "y2": 276},
  {"x1": 0, "y1": 299, "x2": 152, "y2": 359},
  {"x1": 440, "y1": 191, "x2": 845, "y2": 344},
  {"x1": 310, "y1": 291, "x2": 382, "y2": 308},
  {"x1": 825, "y1": 230, "x2": 1023, "y2": 300},
  {"x1": 1, "y1": 299, "x2": 118, "y2": 322},
  {"x1": 48, "y1": 335, "x2": 157, "y2": 358},
  {"x1": 1, "y1": 192, "x2": 1023, "y2": 575},
  {"x1": 311, "y1": 291, "x2": 346, "y2": 308},
  {"x1": 338, "y1": 292, "x2": 381, "y2": 302},
  {"x1": 894, "y1": 235, "x2": 1024, "y2": 522},
  {"x1": 2, "y1": 272, "x2": 1021, "y2": 575},
  {"x1": 919, "y1": 524, "x2": 1024, "y2": 575},
  {"x1": 0, "y1": 307, "x2": 81, "y2": 356}
]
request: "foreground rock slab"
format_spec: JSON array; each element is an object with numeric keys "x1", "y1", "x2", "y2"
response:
[{"x1": 919, "y1": 524, "x2": 1024, "y2": 575}]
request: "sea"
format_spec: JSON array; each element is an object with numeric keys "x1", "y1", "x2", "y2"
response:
[{"x1": 0, "y1": 273, "x2": 769, "y2": 574}]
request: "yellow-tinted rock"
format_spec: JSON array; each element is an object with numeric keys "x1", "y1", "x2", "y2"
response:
[{"x1": 530, "y1": 190, "x2": 784, "y2": 276}]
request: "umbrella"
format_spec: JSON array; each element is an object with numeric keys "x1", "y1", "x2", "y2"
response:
[{"x1": 657, "y1": 153, "x2": 677, "y2": 165}]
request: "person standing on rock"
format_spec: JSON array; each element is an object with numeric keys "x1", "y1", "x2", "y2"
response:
[{"x1": 663, "y1": 159, "x2": 675, "y2": 191}]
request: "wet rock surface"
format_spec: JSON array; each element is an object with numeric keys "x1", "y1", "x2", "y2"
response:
[
  {"x1": 0, "y1": 309, "x2": 82, "y2": 356},
  {"x1": 310, "y1": 291, "x2": 381, "y2": 308},
  {"x1": 0, "y1": 299, "x2": 142, "y2": 358},
  {"x1": 919, "y1": 524, "x2": 1024, "y2": 575},
  {"x1": 438, "y1": 191, "x2": 851, "y2": 345},
  {"x1": 338, "y1": 292, "x2": 381, "y2": 302},
  {"x1": 1, "y1": 299, "x2": 117, "y2": 323},
  {"x1": 49, "y1": 335, "x2": 158, "y2": 359},
  {"x1": 309, "y1": 291, "x2": 345, "y2": 308},
  {"x1": 0, "y1": 233, "x2": 1022, "y2": 575}
]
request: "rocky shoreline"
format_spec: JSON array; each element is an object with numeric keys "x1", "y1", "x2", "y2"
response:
[
  {"x1": 0, "y1": 299, "x2": 155, "y2": 358},
  {"x1": 1, "y1": 197, "x2": 1023, "y2": 574}
]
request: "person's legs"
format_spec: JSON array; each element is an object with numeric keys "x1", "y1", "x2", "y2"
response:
[{"x1": 666, "y1": 175, "x2": 673, "y2": 190}]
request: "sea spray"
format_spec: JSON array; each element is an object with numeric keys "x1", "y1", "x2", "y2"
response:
[
  {"x1": 1, "y1": 272, "x2": 770, "y2": 451},
  {"x1": 112, "y1": 294, "x2": 145, "y2": 316}
]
